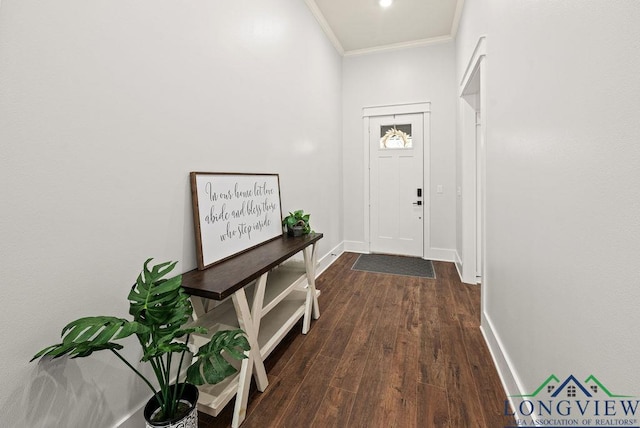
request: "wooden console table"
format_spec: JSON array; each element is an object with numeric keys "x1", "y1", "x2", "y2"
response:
[{"x1": 181, "y1": 233, "x2": 323, "y2": 427}]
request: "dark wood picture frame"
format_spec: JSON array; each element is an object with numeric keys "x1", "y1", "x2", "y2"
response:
[{"x1": 190, "y1": 172, "x2": 283, "y2": 270}]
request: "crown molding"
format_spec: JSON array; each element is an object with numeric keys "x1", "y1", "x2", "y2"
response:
[
  {"x1": 304, "y1": 0, "x2": 459, "y2": 58},
  {"x1": 304, "y1": 0, "x2": 345, "y2": 56},
  {"x1": 450, "y1": 0, "x2": 465, "y2": 38},
  {"x1": 344, "y1": 35, "x2": 453, "y2": 57}
]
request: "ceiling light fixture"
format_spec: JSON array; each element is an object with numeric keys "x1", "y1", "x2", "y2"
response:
[{"x1": 379, "y1": 0, "x2": 393, "y2": 8}]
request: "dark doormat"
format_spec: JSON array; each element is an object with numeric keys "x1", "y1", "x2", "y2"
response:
[{"x1": 351, "y1": 254, "x2": 436, "y2": 279}]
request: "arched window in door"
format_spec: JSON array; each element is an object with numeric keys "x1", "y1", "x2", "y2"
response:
[{"x1": 380, "y1": 124, "x2": 412, "y2": 149}]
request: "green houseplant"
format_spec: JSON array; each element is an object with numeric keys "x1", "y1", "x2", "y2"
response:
[
  {"x1": 282, "y1": 210, "x2": 311, "y2": 237},
  {"x1": 31, "y1": 259, "x2": 250, "y2": 427}
]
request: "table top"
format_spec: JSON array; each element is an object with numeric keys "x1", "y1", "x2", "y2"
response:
[{"x1": 181, "y1": 233, "x2": 323, "y2": 300}]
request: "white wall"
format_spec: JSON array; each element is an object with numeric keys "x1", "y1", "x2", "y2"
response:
[
  {"x1": 0, "y1": 1, "x2": 342, "y2": 426},
  {"x1": 342, "y1": 42, "x2": 457, "y2": 259},
  {"x1": 457, "y1": 0, "x2": 640, "y2": 400}
]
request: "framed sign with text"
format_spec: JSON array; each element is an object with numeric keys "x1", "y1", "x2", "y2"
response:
[{"x1": 190, "y1": 172, "x2": 283, "y2": 270}]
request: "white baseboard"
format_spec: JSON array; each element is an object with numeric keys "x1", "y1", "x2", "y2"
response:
[
  {"x1": 480, "y1": 311, "x2": 525, "y2": 417},
  {"x1": 344, "y1": 241, "x2": 457, "y2": 263},
  {"x1": 116, "y1": 404, "x2": 144, "y2": 428},
  {"x1": 343, "y1": 240, "x2": 368, "y2": 253},
  {"x1": 454, "y1": 251, "x2": 464, "y2": 282},
  {"x1": 316, "y1": 242, "x2": 344, "y2": 276},
  {"x1": 454, "y1": 250, "x2": 478, "y2": 285},
  {"x1": 425, "y1": 247, "x2": 456, "y2": 262}
]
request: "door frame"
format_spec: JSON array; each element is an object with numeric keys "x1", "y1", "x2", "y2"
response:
[
  {"x1": 362, "y1": 102, "x2": 431, "y2": 257},
  {"x1": 459, "y1": 36, "x2": 487, "y2": 286}
]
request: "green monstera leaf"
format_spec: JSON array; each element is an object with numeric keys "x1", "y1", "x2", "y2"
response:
[
  {"x1": 31, "y1": 316, "x2": 147, "y2": 360},
  {"x1": 127, "y1": 259, "x2": 202, "y2": 360},
  {"x1": 128, "y1": 260, "x2": 187, "y2": 326},
  {"x1": 186, "y1": 329, "x2": 250, "y2": 385}
]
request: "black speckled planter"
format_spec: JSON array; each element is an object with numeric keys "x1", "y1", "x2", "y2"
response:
[{"x1": 144, "y1": 383, "x2": 198, "y2": 428}]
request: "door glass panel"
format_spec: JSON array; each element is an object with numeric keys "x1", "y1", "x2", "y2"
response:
[{"x1": 380, "y1": 124, "x2": 412, "y2": 149}]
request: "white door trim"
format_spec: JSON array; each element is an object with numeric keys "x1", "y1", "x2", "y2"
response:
[
  {"x1": 460, "y1": 36, "x2": 487, "y2": 94},
  {"x1": 363, "y1": 102, "x2": 431, "y2": 118},
  {"x1": 459, "y1": 36, "x2": 487, "y2": 287},
  {"x1": 362, "y1": 102, "x2": 431, "y2": 256}
]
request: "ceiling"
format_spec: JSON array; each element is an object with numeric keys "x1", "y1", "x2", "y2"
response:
[{"x1": 305, "y1": 0, "x2": 463, "y2": 56}]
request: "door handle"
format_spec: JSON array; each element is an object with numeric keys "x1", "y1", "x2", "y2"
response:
[{"x1": 413, "y1": 201, "x2": 422, "y2": 206}]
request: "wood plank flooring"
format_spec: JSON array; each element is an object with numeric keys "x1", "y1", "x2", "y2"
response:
[{"x1": 199, "y1": 252, "x2": 513, "y2": 428}]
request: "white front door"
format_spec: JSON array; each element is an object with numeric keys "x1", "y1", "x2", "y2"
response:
[{"x1": 369, "y1": 113, "x2": 424, "y2": 257}]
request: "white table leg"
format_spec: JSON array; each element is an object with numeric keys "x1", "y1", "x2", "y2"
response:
[
  {"x1": 251, "y1": 273, "x2": 268, "y2": 334},
  {"x1": 230, "y1": 288, "x2": 269, "y2": 428},
  {"x1": 302, "y1": 243, "x2": 320, "y2": 334},
  {"x1": 231, "y1": 288, "x2": 268, "y2": 390},
  {"x1": 190, "y1": 296, "x2": 208, "y2": 320},
  {"x1": 230, "y1": 348, "x2": 252, "y2": 428}
]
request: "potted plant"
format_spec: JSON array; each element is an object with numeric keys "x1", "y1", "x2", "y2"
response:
[
  {"x1": 31, "y1": 259, "x2": 250, "y2": 428},
  {"x1": 282, "y1": 210, "x2": 312, "y2": 237}
]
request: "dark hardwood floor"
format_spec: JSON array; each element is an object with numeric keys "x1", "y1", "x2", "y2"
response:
[{"x1": 199, "y1": 252, "x2": 512, "y2": 428}]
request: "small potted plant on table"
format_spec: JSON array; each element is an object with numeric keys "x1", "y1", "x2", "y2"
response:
[
  {"x1": 31, "y1": 259, "x2": 250, "y2": 428},
  {"x1": 282, "y1": 210, "x2": 312, "y2": 237}
]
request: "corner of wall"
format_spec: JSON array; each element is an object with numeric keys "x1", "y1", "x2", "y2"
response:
[
  {"x1": 343, "y1": 240, "x2": 368, "y2": 254},
  {"x1": 425, "y1": 247, "x2": 456, "y2": 263},
  {"x1": 480, "y1": 311, "x2": 525, "y2": 413},
  {"x1": 454, "y1": 250, "x2": 463, "y2": 280}
]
